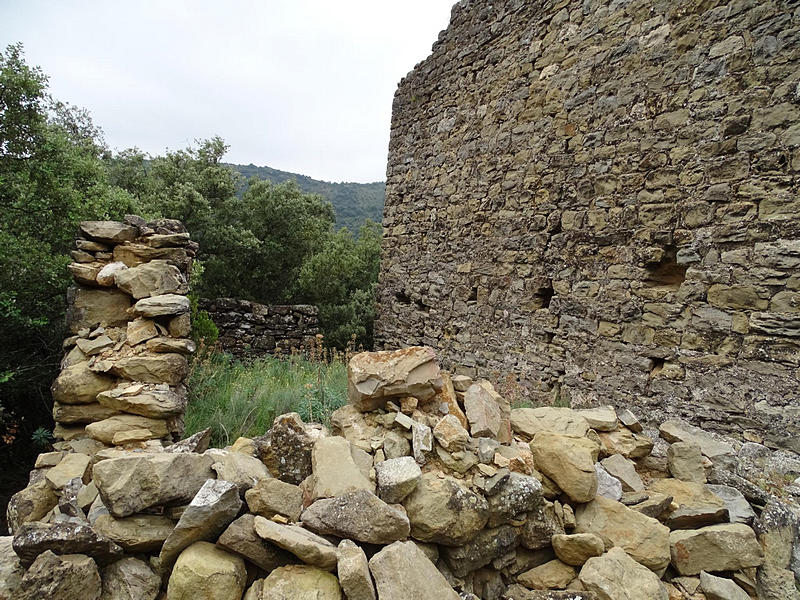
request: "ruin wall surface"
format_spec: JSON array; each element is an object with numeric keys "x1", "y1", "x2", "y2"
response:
[
  {"x1": 200, "y1": 298, "x2": 319, "y2": 357},
  {"x1": 376, "y1": 0, "x2": 800, "y2": 450}
]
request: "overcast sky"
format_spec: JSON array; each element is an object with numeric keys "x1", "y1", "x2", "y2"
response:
[{"x1": 1, "y1": 1, "x2": 455, "y2": 183}]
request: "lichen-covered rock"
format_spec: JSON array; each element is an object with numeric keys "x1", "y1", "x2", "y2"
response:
[
  {"x1": 368, "y1": 541, "x2": 459, "y2": 600},
  {"x1": 255, "y1": 412, "x2": 322, "y2": 485},
  {"x1": 114, "y1": 260, "x2": 186, "y2": 299},
  {"x1": 80, "y1": 221, "x2": 138, "y2": 244},
  {"x1": 337, "y1": 540, "x2": 376, "y2": 600},
  {"x1": 579, "y1": 547, "x2": 668, "y2": 600},
  {"x1": 6, "y1": 479, "x2": 58, "y2": 534},
  {"x1": 166, "y1": 541, "x2": 246, "y2": 600},
  {"x1": 374, "y1": 456, "x2": 422, "y2": 503},
  {"x1": 0, "y1": 537, "x2": 24, "y2": 600},
  {"x1": 347, "y1": 347, "x2": 443, "y2": 411},
  {"x1": 301, "y1": 490, "x2": 410, "y2": 545},
  {"x1": 486, "y1": 472, "x2": 542, "y2": 527},
  {"x1": 18, "y1": 550, "x2": 101, "y2": 600},
  {"x1": 441, "y1": 525, "x2": 520, "y2": 577},
  {"x1": 92, "y1": 452, "x2": 215, "y2": 517},
  {"x1": 159, "y1": 479, "x2": 242, "y2": 571},
  {"x1": 402, "y1": 473, "x2": 488, "y2": 545},
  {"x1": 99, "y1": 557, "x2": 160, "y2": 600},
  {"x1": 12, "y1": 521, "x2": 122, "y2": 566}
]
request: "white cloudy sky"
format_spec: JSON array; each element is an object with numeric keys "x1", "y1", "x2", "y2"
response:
[{"x1": 0, "y1": 1, "x2": 455, "y2": 182}]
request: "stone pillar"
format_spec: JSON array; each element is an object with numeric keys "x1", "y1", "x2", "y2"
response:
[{"x1": 51, "y1": 216, "x2": 197, "y2": 446}]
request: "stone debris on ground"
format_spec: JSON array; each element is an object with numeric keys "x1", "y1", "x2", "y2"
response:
[{"x1": 4, "y1": 343, "x2": 800, "y2": 599}]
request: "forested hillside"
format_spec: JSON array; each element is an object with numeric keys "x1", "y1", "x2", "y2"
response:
[{"x1": 229, "y1": 163, "x2": 384, "y2": 232}]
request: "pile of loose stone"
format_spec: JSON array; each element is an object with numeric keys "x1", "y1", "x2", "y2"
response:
[
  {"x1": 53, "y1": 216, "x2": 197, "y2": 446},
  {"x1": 2, "y1": 346, "x2": 800, "y2": 599}
]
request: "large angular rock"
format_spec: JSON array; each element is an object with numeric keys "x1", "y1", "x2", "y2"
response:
[
  {"x1": 705, "y1": 484, "x2": 755, "y2": 524},
  {"x1": 66, "y1": 286, "x2": 132, "y2": 333},
  {"x1": 311, "y1": 436, "x2": 373, "y2": 500},
  {"x1": 256, "y1": 412, "x2": 322, "y2": 484},
  {"x1": 512, "y1": 407, "x2": 591, "y2": 439},
  {"x1": 85, "y1": 414, "x2": 169, "y2": 443},
  {"x1": 368, "y1": 541, "x2": 459, "y2": 600},
  {"x1": 347, "y1": 347, "x2": 443, "y2": 411},
  {"x1": 436, "y1": 372, "x2": 469, "y2": 429},
  {"x1": 441, "y1": 525, "x2": 520, "y2": 577},
  {"x1": 257, "y1": 565, "x2": 343, "y2": 599},
  {"x1": 648, "y1": 479, "x2": 728, "y2": 529},
  {"x1": 97, "y1": 383, "x2": 187, "y2": 418},
  {"x1": 753, "y1": 498, "x2": 798, "y2": 569},
  {"x1": 433, "y1": 414, "x2": 470, "y2": 451},
  {"x1": 600, "y1": 454, "x2": 643, "y2": 492},
  {"x1": 519, "y1": 501, "x2": 565, "y2": 550},
  {"x1": 301, "y1": 490, "x2": 410, "y2": 544},
  {"x1": 597, "y1": 428, "x2": 653, "y2": 459},
  {"x1": 574, "y1": 496, "x2": 671, "y2": 573},
  {"x1": 206, "y1": 448, "x2": 270, "y2": 493},
  {"x1": 337, "y1": 540, "x2": 376, "y2": 600},
  {"x1": 100, "y1": 557, "x2": 160, "y2": 600},
  {"x1": 330, "y1": 404, "x2": 378, "y2": 451},
  {"x1": 114, "y1": 260, "x2": 186, "y2": 299},
  {"x1": 578, "y1": 406, "x2": 618, "y2": 432},
  {"x1": 667, "y1": 441, "x2": 707, "y2": 483},
  {"x1": 402, "y1": 473, "x2": 488, "y2": 545},
  {"x1": 92, "y1": 452, "x2": 214, "y2": 517},
  {"x1": 486, "y1": 472, "x2": 542, "y2": 527},
  {"x1": 756, "y1": 564, "x2": 800, "y2": 600},
  {"x1": 80, "y1": 221, "x2": 138, "y2": 244},
  {"x1": 245, "y1": 477, "x2": 303, "y2": 522},
  {"x1": 594, "y1": 463, "x2": 623, "y2": 501},
  {"x1": 93, "y1": 513, "x2": 175, "y2": 553},
  {"x1": 551, "y1": 533, "x2": 605, "y2": 567},
  {"x1": 463, "y1": 380, "x2": 511, "y2": 442},
  {"x1": 669, "y1": 524, "x2": 764, "y2": 575},
  {"x1": 530, "y1": 432, "x2": 598, "y2": 503},
  {"x1": 45, "y1": 452, "x2": 91, "y2": 489},
  {"x1": 109, "y1": 353, "x2": 188, "y2": 385},
  {"x1": 12, "y1": 521, "x2": 122, "y2": 566},
  {"x1": 517, "y1": 559, "x2": 576, "y2": 590},
  {"x1": 503, "y1": 586, "x2": 599, "y2": 599},
  {"x1": 253, "y1": 516, "x2": 338, "y2": 570},
  {"x1": 52, "y1": 362, "x2": 117, "y2": 405},
  {"x1": 166, "y1": 541, "x2": 246, "y2": 600},
  {"x1": 699, "y1": 570, "x2": 750, "y2": 600},
  {"x1": 579, "y1": 547, "x2": 668, "y2": 600},
  {"x1": 132, "y1": 294, "x2": 190, "y2": 317},
  {"x1": 18, "y1": 550, "x2": 101, "y2": 600},
  {"x1": 0, "y1": 536, "x2": 24, "y2": 600},
  {"x1": 375, "y1": 456, "x2": 421, "y2": 503},
  {"x1": 217, "y1": 514, "x2": 295, "y2": 572},
  {"x1": 52, "y1": 401, "x2": 119, "y2": 425},
  {"x1": 159, "y1": 479, "x2": 242, "y2": 571},
  {"x1": 5, "y1": 479, "x2": 58, "y2": 534},
  {"x1": 659, "y1": 420, "x2": 735, "y2": 461}
]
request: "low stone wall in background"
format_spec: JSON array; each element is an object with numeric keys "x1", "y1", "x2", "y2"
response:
[{"x1": 200, "y1": 298, "x2": 319, "y2": 357}]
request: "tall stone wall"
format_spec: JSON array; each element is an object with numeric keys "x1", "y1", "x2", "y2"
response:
[
  {"x1": 52, "y1": 216, "x2": 196, "y2": 445},
  {"x1": 376, "y1": 0, "x2": 800, "y2": 451},
  {"x1": 200, "y1": 298, "x2": 319, "y2": 357}
]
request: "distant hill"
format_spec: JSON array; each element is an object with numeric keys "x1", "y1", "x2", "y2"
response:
[{"x1": 228, "y1": 163, "x2": 384, "y2": 232}]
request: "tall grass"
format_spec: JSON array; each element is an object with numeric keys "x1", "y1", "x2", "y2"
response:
[{"x1": 184, "y1": 350, "x2": 349, "y2": 448}]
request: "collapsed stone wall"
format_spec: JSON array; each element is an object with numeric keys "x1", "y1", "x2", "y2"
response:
[
  {"x1": 3, "y1": 346, "x2": 799, "y2": 599},
  {"x1": 200, "y1": 298, "x2": 319, "y2": 357},
  {"x1": 376, "y1": 0, "x2": 800, "y2": 451},
  {"x1": 52, "y1": 216, "x2": 196, "y2": 444}
]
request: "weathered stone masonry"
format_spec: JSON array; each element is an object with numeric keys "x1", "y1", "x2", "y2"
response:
[
  {"x1": 376, "y1": 0, "x2": 800, "y2": 450},
  {"x1": 200, "y1": 298, "x2": 319, "y2": 357}
]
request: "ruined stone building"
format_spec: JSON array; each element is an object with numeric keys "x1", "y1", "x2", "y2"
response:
[{"x1": 376, "y1": 0, "x2": 800, "y2": 450}]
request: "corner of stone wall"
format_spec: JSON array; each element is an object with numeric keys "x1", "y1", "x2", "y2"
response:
[{"x1": 51, "y1": 215, "x2": 197, "y2": 446}]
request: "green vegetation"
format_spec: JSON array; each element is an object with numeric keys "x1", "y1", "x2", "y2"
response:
[
  {"x1": 229, "y1": 163, "x2": 384, "y2": 233},
  {"x1": 0, "y1": 45, "x2": 381, "y2": 472},
  {"x1": 184, "y1": 351, "x2": 349, "y2": 447}
]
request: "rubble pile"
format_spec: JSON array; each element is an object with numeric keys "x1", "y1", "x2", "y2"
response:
[{"x1": 3, "y1": 345, "x2": 799, "y2": 599}]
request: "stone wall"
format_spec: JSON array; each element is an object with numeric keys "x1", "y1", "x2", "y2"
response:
[
  {"x1": 376, "y1": 0, "x2": 800, "y2": 451},
  {"x1": 200, "y1": 298, "x2": 319, "y2": 357},
  {"x1": 52, "y1": 216, "x2": 196, "y2": 444}
]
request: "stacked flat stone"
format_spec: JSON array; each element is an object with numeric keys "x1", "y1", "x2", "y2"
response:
[
  {"x1": 5, "y1": 346, "x2": 798, "y2": 600},
  {"x1": 375, "y1": 0, "x2": 800, "y2": 452},
  {"x1": 199, "y1": 298, "x2": 319, "y2": 357},
  {"x1": 52, "y1": 216, "x2": 197, "y2": 446}
]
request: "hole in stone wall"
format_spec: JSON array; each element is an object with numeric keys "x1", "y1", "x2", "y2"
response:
[
  {"x1": 468, "y1": 286, "x2": 478, "y2": 302},
  {"x1": 650, "y1": 356, "x2": 665, "y2": 377},
  {"x1": 645, "y1": 246, "x2": 687, "y2": 288},
  {"x1": 538, "y1": 282, "x2": 554, "y2": 309},
  {"x1": 395, "y1": 291, "x2": 412, "y2": 305}
]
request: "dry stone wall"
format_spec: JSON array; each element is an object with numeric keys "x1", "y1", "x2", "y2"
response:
[
  {"x1": 200, "y1": 298, "x2": 319, "y2": 357},
  {"x1": 376, "y1": 0, "x2": 800, "y2": 451},
  {"x1": 52, "y1": 216, "x2": 196, "y2": 445}
]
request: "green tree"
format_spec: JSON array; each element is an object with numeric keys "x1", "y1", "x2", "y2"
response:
[{"x1": 0, "y1": 43, "x2": 134, "y2": 469}]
